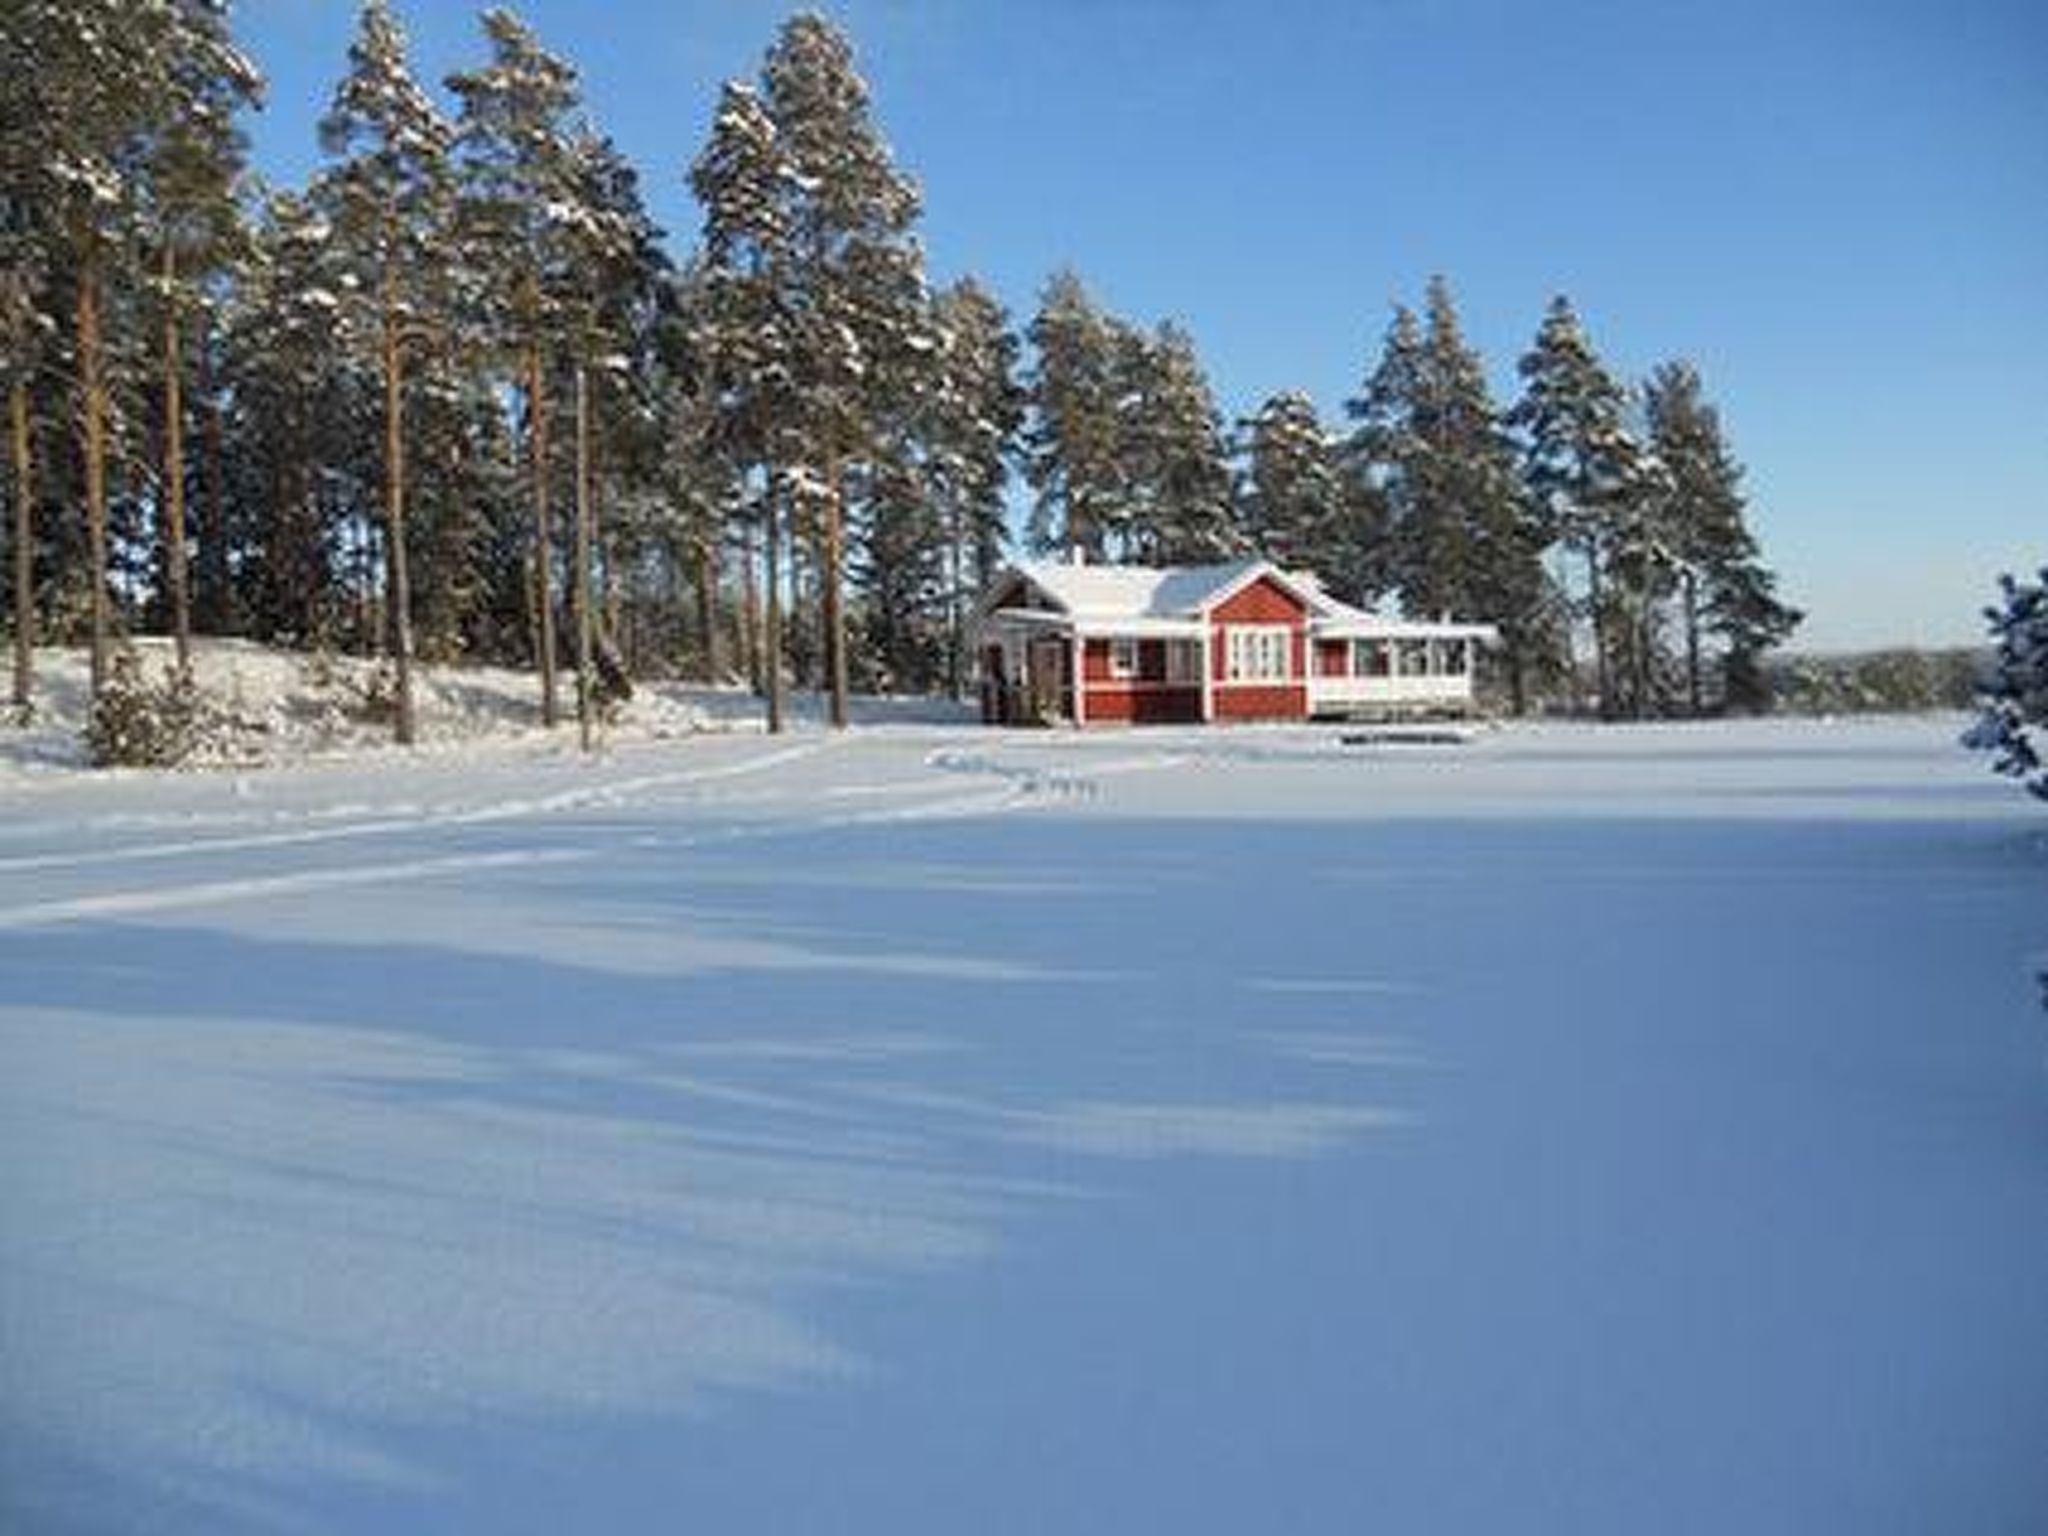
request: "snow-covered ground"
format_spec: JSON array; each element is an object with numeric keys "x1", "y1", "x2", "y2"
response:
[
  {"x1": 2, "y1": 710, "x2": 2043, "y2": 1534},
  {"x1": 0, "y1": 640, "x2": 972, "y2": 775}
]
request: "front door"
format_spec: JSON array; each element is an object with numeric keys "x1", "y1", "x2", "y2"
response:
[{"x1": 1026, "y1": 637, "x2": 1069, "y2": 723}]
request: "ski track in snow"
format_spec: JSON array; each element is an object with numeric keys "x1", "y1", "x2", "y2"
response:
[{"x1": 0, "y1": 734, "x2": 1141, "y2": 929}]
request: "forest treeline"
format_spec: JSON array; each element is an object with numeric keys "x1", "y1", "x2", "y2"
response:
[{"x1": 2, "y1": 1, "x2": 1799, "y2": 743}]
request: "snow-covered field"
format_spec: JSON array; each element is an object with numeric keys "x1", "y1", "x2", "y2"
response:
[{"x1": 2, "y1": 710, "x2": 2043, "y2": 1534}]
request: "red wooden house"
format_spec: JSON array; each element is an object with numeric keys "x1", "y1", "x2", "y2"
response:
[{"x1": 974, "y1": 555, "x2": 1495, "y2": 726}]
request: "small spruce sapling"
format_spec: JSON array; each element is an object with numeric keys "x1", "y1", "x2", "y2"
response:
[{"x1": 1963, "y1": 566, "x2": 2047, "y2": 799}]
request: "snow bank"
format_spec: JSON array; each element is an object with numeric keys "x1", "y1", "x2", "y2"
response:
[{"x1": 0, "y1": 639, "x2": 975, "y2": 778}]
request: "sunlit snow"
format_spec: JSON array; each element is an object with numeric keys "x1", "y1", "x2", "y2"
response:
[{"x1": 2, "y1": 713, "x2": 2043, "y2": 1534}]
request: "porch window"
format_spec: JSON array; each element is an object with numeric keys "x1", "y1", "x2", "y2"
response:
[
  {"x1": 1226, "y1": 626, "x2": 1291, "y2": 681},
  {"x1": 1109, "y1": 637, "x2": 1138, "y2": 678},
  {"x1": 1165, "y1": 639, "x2": 1203, "y2": 684},
  {"x1": 1353, "y1": 639, "x2": 1391, "y2": 677},
  {"x1": 1397, "y1": 639, "x2": 1432, "y2": 676},
  {"x1": 1436, "y1": 639, "x2": 1470, "y2": 676}
]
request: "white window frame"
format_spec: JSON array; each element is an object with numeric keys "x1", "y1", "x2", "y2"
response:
[
  {"x1": 1436, "y1": 638, "x2": 1470, "y2": 677},
  {"x1": 1165, "y1": 639, "x2": 1203, "y2": 684},
  {"x1": 1353, "y1": 638, "x2": 1390, "y2": 678},
  {"x1": 1225, "y1": 625, "x2": 1292, "y2": 682},
  {"x1": 1108, "y1": 637, "x2": 1138, "y2": 679}
]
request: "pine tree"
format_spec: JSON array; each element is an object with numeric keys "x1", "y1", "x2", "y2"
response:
[
  {"x1": 1643, "y1": 359, "x2": 1799, "y2": 712},
  {"x1": 1345, "y1": 303, "x2": 1429, "y2": 588},
  {"x1": 928, "y1": 277, "x2": 1023, "y2": 695},
  {"x1": 1024, "y1": 268, "x2": 1126, "y2": 558},
  {"x1": 1964, "y1": 567, "x2": 2048, "y2": 800},
  {"x1": 316, "y1": 0, "x2": 455, "y2": 745},
  {"x1": 758, "y1": 11, "x2": 928, "y2": 730},
  {"x1": 1417, "y1": 280, "x2": 1560, "y2": 713},
  {"x1": 1239, "y1": 390, "x2": 1344, "y2": 571},
  {"x1": 138, "y1": 3, "x2": 260, "y2": 673},
  {"x1": 219, "y1": 191, "x2": 361, "y2": 647},
  {"x1": 1508, "y1": 296, "x2": 1654, "y2": 717},
  {"x1": 689, "y1": 78, "x2": 797, "y2": 730},
  {"x1": 1124, "y1": 321, "x2": 1237, "y2": 562},
  {"x1": 556, "y1": 129, "x2": 666, "y2": 748},
  {"x1": 448, "y1": 7, "x2": 588, "y2": 729}
]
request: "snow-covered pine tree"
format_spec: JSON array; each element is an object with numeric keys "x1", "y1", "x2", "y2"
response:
[
  {"x1": 1418, "y1": 279, "x2": 1561, "y2": 714},
  {"x1": 690, "y1": 78, "x2": 797, "y2": 730},
  {"x1": 1508, "y1": 296, "x2": 1655, "y2": 717},
  {"x1": 1964, "y1": 567, "x2": 2048, "y2": 800},
  {"x1": 447, "y1": 7, "x2": 589, "y2": 729},
  {"x1": 557, "y1": 128, "x2": 666, "y2": 748},
  {"x1": 1239, "y1": 390, "x2": 1344, "y2": 573},
  {"x1": 1123, "y1": 320, "x2": 1237, "y2": 563},
  {"x1": 316, "y1": 0, "x2": 456, "y2": 746},
  {"x1": 1024, "y1": 269, "x2": 1126, "y2": 559},
  {"x1": 759, "y1": 11, "x2": 929, "y2": 730},
  {"x1": 1345, "y1": 304, "x2": 1431, "y2": 585},
  {"x1": 928, "y1": 276, "x2": 1023, "y2": 696},
  {"x1": 137, "y1": 3, "x2": 260, "y2": 674},
  {"x1": 1643, "y1": 360, "x2": 1799, "y2": 713},
  {"x1": 218, "y1": 191, "x2": 363, "y2": 647},
  {"x1": 659, "y1": 256, "x2": 751, "y2": 684}
]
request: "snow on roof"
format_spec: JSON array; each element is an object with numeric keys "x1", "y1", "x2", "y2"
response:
[
  {"x1": 990, "y1": 557, "x2": 1497, "y2": 639},
  {"x1": 1012, "y1": 557, "x2": 1290, "y2": 620}
]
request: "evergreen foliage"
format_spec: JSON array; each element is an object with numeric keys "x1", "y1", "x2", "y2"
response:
[
  {"x1": 1508, "y1": 297, "x2": 1662, "y2": 716},
  {"x1": 1643, "y1": 360, "x2": 1801, "y2": 713},
  {"x1": 1964, "y1": 568, "x2": 2048, "y2": 799}
]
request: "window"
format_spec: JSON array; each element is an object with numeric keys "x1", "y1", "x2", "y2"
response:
[
  {"x1": 1353, "y1": 639, "x2": 1391, "y2": 677},
  {"x1": 1109, "y1": 638, "x2": 1137, "y2": 679},
  {"x1": 1397, "y1": 639, "x2": 1431, "y2": 677},
  {"x1": 1436, "y1": 639, "x2": 1470, "y2": 677},
  {"x1": 1165, "y1": 640, "x2": 1203, "y2": 684},
  {"x1": 1226, "y1": 626, "x2": 1291, "y2": 681}
]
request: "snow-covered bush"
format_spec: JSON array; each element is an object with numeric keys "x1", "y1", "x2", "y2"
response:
[
  {"x1": 587, "y1": 638, "x2": 634, "y2": 724},
  {"x1": 86, "y1": 652, "x2": 210, "y2": 768},
  {"x1": 350, "y1": 661, "x2": 402, "y2": 726},
  {"x1": 1963, "y1": 567, "x2": 2047, "y2": 799}
]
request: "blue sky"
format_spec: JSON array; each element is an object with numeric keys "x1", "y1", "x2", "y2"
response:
[{"x1": 236, "y1": 0, "x2": 2046, "y2": 651}]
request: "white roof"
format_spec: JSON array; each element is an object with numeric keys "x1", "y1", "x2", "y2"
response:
[
  {"x1": 1313, "y1": 593, "x2": 1499, "y2": 642},
  {"x1": 1005, "y1": 557, "x2": 1310, "y2": 622},
  {"x1": 981, "y1": 557, "x2": 1497, "y2": 642}
]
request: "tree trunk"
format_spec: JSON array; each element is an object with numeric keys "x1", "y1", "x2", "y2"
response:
[
  {"x1": 946, "y1": 497, "x2": 964, "y2": 700},
  {"x1": 694, "y1": 531, "x2": 719, "y2": 684},
  {"x1": 382, "y1": 269, "x2": 416, "y2": 747},
  {"x1": 10, "y1": 378, "x2": 31, "y2": 712},
  {"x1": 572, "y1": 362, "x2": 595, "y2": 753},
  {"x1": 1634, "y1": 584, "x2": 1655, "y2": 721},
  {"x1": 824, "y1": 458, "x2": 848, "y2": 729},
  {"x1": 78, "y1": 251, "x2": 110, "y2": 699},
  {"x1": 763, "y1": 478, "x2": 784, "y2": 734},
  {"x1": 527, "y1": 343, "x2": 558, "y2": 727},
  {"x1": 161, "y1": 243, "x2": 190, "y2": 673},
  {"x1": 1584, "y1": 545, "x2": 1609, "y2": 720},
  {"x1": 197, "y1": 333, "x2": 228, "y2": 635},
  {"x1": 740, "y1": 526, "x2": 760, "y2": 692},
  {"x1": 1683, "y1": 569, "x2": 1702, "y2": 717}
]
